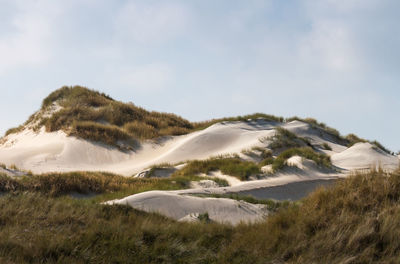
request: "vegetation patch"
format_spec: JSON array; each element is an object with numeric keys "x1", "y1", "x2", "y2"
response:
[
  {"x1": 264, "y1": 127, "x2": 311, "y2": 151},
  {"x1": 0, "y1": 171, "x2": 222, "y2": 200},
  {"x1": 272, "y1": 147, "x2": 331, "y2": 172},
  {"x1": 39, "y1": 86, "x2": 194, "y2": 146},
  {"x1": 1, "y1": 170, "x2": 399, "y2": 263},
  {"x1": 322, "y1": 142, "x2": 332, "y2": 150},
  {"x1": 286, "y1": 116, "x2": 341, "y2": 139},
  {"x1": 192, "y1": 113, "x2": 284, "y2": 131},
  {"x1": 172, "y1": 157, "x2": 261, "y2": 181}
]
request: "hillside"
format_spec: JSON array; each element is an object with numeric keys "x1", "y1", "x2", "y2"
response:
[
  {"x1": 0, "y1": 86, "x2": 400, "y2": 262},
  {"x1": 1, "y1": 86, "x2": 396, "y2": 176}
]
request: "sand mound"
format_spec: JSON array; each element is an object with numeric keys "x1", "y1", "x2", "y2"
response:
[
  {"x1": 106, "y1": 191, "x2": 268, "y2": 225},
  {"x1": 0, "y1": 120, "x2": 276, "y2": 175},
  {"x1": 331, "y1": 142, "x2": 399, "y2": 171}
]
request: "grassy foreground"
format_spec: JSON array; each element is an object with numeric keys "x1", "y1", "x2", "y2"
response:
[{"x1": 1, "y1": 169, "x2": 400, "y2": 263}]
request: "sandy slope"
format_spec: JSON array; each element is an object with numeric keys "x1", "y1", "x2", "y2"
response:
[
  {"x1": 2, "y1": 119, "x2": 398, "y2": 224},
  {"x1": 0, "y1": 120, "x2": 397, "y2": 176},
  {"x1": 106, "y1": 191, "x2": 268, "y2": 225},
  {"x1": 331, "y1": 142, "x2": 399, "y2": 171},
  {"x1": 0, "y1": 120, "x2": 277, "y2": 175},
  {"x1": 107, "y1": 158, "x2": 340, "y2": 224}
]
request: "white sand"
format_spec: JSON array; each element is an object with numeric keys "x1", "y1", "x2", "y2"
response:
[
  {"x1": 106, "y1": 191, "x2": 268, "y2": 225},
  {"x1": 331, "y1": 142, "x2": 399, "y2": 171},
  {"x1": 2, "y1": 119, "x2": 399, "y2": 224},
  {"x1": 0, "y1": 120, "x2": 277, "y2": 176}
]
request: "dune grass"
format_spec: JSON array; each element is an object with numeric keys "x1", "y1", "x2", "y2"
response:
[
  {"x1": 272, "y1": 147, "x2": 331, "y2": 172},
  {"x1": 1, "y1": 170, "x2": 400, "y2": 263},
  {"x1": 172, "y1": 157, "x2": 261, "y2": 181},
  {"x1": 286, "y1": 116, "x2": 342, "y2": 139},
  {"x1": 0, "y1": 171, "x2": 210, "y2": 199},
  {"x1": 192, "y1": 113, "x2": 284, "y2": 131},
  {"x1": 322, "y1": 142, "x2": 332, "y2": 150},
  {"x1": 39, "y1": 86, "x2": 194, "y2": 146},
  {"x1": 3, "y1": 86, "x2": 393, "y2": 156},
  {"x1": 266, "y1": 127, "x2": 311, "y2": 151}
]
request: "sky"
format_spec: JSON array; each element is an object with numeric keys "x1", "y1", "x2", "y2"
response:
[{"x1": 0, "y1": 0, "x2": 399, "y2": 151}]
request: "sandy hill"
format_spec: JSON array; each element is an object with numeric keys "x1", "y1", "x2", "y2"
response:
[{"x1": 1, "y1": 86, "x2": 399, "y2": 224}]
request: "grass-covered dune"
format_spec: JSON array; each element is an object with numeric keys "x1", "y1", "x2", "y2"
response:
[
  {"x1": 0, "y1": 169, "x2": 400, "y2": 263},
  {"x1": 4, "y1": 85, "x2": 392, "y2": 154}
]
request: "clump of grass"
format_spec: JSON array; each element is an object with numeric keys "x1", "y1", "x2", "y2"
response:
[
  {"x1": 370, "y1": 140, "x2": 392, "y2": 154},
  {"x1": 0, "y1": 171, "x2": 201, "y2": 198},
  {"x1": 192, "y1": 113, "x2": 284, "y2": 131},
  {"x1": 70, "y1": 121, "x2": 135, "y2": 147},
  {"x1": 286, "y1": 116, "x2": 341, "y2": 139},
  {"x1": 9, "y1": 164, "x2": 18, "y2": 170},
  {"x1": 173, "y1": 157, "x2": 261, "y2": 181},
  {"x1": 345, "y1": 133, "x2": 367, "y2": 146},
  {"x1": 40, "y1": 86, "x2": 194, "y2": 146},
  {"x1": 272, "y1": 147, "x2": 331, "y2": 172},
  {"x1": 322, "y1": 142, "x2": 332, "y2": 150},
  {"x1": 259, "y1": 157, "x2": 274, "y2": 167},
  {"x1": 249, "y1": 146, "x2": 273, "y2": 159},
  {"x1": 198, "y1": 212, "x2": 211, "y2": 223},
  {"x1": 267, "y1": 127, "x2": 311, "y2": 151},
  {"x1": 124, "y1": 121, "x2": 158, "y2": 139},
  {"x1": 5, "y1": 125, "x2": 25, "y2": 136}
]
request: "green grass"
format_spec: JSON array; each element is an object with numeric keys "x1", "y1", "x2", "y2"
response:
[
  {"x1": 192, "y1": 113, "x2": 284, "y2": 131},
  {"x1": 0, "y1": 171, "x2": 214, "y2": 200},
  {"x1": 0, "y1": 170, "x2": 230, "y2": 202},
  {"x1": 272, "y1": 147, "x2": 331, "y2": 172},
  {"x1": 322, "y1": 142, "x2": 332, "y2": 151},
  {"x1": 286, "y1": 116, "x2": 341, "y2": 139},
  {"x1": 266, "y1": 127, "x2": 311, "y2": 151},
  {"x1": 172, "y1": 157, "x2": 261, "y2": 181},
  {"x1": 4, "y1": 86, "x2": 393, "y2": 155},
  {"x1": 39, "y1": 86, "x2": 194, "y2": 146}
]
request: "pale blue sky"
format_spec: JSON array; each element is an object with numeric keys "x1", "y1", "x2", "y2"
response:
[{"x1": 0, "y1": 0, "x2": 399, "y2": 151}]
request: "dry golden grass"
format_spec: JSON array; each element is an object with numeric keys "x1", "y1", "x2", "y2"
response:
[{"x1": 1, "y1": 169, "x2": 400, "y2": 263}]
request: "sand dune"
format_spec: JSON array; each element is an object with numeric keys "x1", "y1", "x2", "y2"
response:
[
  {"x1": 0, "y1": 120, "x2": 277, "y2": 175},
  {"x1": 1, "y1": 118, "x2": 399, "y2": 224},
  {"x1": 106, "y1": 190, "x2": 268, "y2": 225},
  {"x1": 1, "y1": 120, "x2": 398, "y2": 177},
  {"x1": 331, "y1": 142, "x2": 399, "y2": 171}
]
